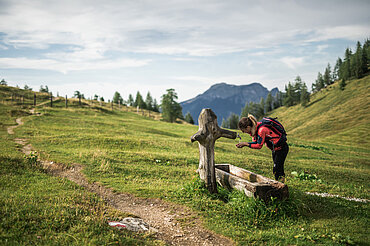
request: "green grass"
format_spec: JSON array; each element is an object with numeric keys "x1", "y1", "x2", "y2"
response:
[
  {"x1": 1, "y1": 76, "x2": 370, "y2": 245},
  {"x1": 0, "y1": 104, "x2": 162, "y2": 245}
]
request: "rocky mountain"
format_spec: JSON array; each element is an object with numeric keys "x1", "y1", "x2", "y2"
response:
[{"x1": 180, "y1": 82, "x2": 279, "y2": 125}]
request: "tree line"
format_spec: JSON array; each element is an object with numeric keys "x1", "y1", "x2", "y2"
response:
[
  {"x1": 222, "y1": 39, "x2": 370, "y2": 129},
  {"x1": 312, "y1": 39, "x2": 370, "y2": 92},
  {"x1": 1, "y1": 78, "x2": 189, "y2": 124}
]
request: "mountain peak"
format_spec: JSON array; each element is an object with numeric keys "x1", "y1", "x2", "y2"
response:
[{"x1": 181, "y1": 82, "x2": 278, "y2": 124}]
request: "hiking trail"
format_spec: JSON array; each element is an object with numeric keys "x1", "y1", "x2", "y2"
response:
[{"x1": 8, "y1": 112, "x2": 234, "y2": 246}]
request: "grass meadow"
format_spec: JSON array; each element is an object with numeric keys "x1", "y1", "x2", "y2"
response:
[{"x1": 1, "y1": 76, "x2": 369, "y2": 245}]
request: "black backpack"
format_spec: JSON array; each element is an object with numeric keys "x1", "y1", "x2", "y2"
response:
[{"x1": 257, "y1": 117, "x2": 287, "y2": 149}]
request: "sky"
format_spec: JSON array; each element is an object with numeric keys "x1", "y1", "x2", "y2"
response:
[{"x1": 0, "y1": 0, "x2": 369, "y2": 102}]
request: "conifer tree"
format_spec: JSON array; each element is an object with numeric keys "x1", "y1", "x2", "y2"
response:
[
  {"x1": 240, "y1": 102, "x2": 250, "y2": 117},
  {"x1": 113, "y1": 91, "x2": 123, "y2": 104},
  {"x1": 343, "y1": 48, "x2": 352, "y2": 80},
  {"x1": 145, "y1": 92, "x2": 153, "y2": 111},
  {"x1": 161, "y1": 89, "x2": 183, "y2": 123},
  {"x1": 361, "y1": 42, "x2": 368, "y2": 75},
  {"x1": 353, "y1": 41, "x2": 363, "y2": 79},
  {"x1": 313, "y1": 72, "x2": 324, "y2": 92},
  {"x1": 265, "y1": 92, "x2": 273, "y2": 112},
  {"x1": 300, "y1": 83, "x2": 310, "y2": 107},
  {"x1": 323, "y1": 63, "x2": 333, "y2": 86},
  {"x1": 229, "y1": 113, "x2": 240, "y2": 129},
  {"x1": 184, "y1": 112, "x2": 194, "y2": 124},
  {"x1": 293, "y1": 76, "x2": 303, "y2": 103},
  {"x1": 283, "y1": 82, "x2": 294, "y2": 107},
  {"x1": 334, "y1": 57, "x2": 342, "y2": 81},
  {"x1": 134, "y1": 91, "x2": 146, "y2": 109},
  {"x1": 152, "y1": 99, "x2": 159, "y2": 112},
  {"x1": 259, "y1": 97, "x2": 265, "y2": 116},
  {"x1": 127, "y1": 94, "x2": 134, "y2": 106}
]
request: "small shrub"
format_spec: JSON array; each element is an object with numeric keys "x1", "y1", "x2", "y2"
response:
[
  {"x1": 291, "y1": 171, "x2": 322, "y2": 183},
  {"x1": 24, "y1": 152, "x2": 39, "y2": 167}
]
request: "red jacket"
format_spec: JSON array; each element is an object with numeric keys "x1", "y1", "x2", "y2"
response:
[{"x1": 248, "y1": 122, "x2": 283, "y2": 151}]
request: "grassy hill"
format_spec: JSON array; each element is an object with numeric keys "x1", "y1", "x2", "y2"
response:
[
  {"x1": 271, "y1": 75, "x2": 369, "y2": 147},
  {"x1": 0, "y1": 76, "x2": 369, "y2": 245}
]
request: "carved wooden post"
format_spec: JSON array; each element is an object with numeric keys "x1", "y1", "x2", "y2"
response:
[{"x1": 191, "y1": 108, "x2": 237, "y2": 193}]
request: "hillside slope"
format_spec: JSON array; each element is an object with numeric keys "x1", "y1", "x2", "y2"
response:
[
  {"x1": 1, "y1": 82, "x2": 369, "y2": 244},
  {"x1": 270, "y1": 75, "x2": 370, "y2": 147}
]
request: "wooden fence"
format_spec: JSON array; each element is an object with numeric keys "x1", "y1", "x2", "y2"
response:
[{"x1": 1, "y1": 92, "x2": 160, "y2": 120}]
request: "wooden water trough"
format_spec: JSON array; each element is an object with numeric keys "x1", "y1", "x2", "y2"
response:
[
  {"x1": 215, "y1": 164, "x2": 289, "y2": 202},
  {"x1": 191, "y1": 108, "x2": 288, "y2": 202}
]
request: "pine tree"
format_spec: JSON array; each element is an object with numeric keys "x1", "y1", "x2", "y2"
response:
[
  {"x1": 273, "y1": 92, "x2": 281, "y2": 109},
  {"x1": 313, "y1": 72, "x2": 324, "y2": 92},
  {"x1": 265, "y1": 92, "x2": 273, "y2": 112},
  {"x1": 145, "y1": 92, "x2": 153, "y2": 111},
  {"x1": 113, "y1": 91, "x2": 123, "y2": 104},
  {"x1": 323, "y1": 63, "x2": 332, "y2": 86},
  {"x1": 353, "y1": 41, "x2": 363, "y2": 79},
  {"x1": 240, "y1": 102, "x2": 250, "y2": 117},
  {"x1": 283, "y1": 82, "x2": 294, "y2": 107},
  {"x1": 343, "y1": 48, "x2": 352, "y2": 80},
  {"x1": 228, "y1": 113, "x2": 240, "y2": 129},
  {"x1": 334, "y1": 57, "x2": 342, "y2": 81},
  {"x1": 161, "y1": 89, "x2": 183, "y2": 123},
  {"x1": 134, "y1": 91, "x2": 146, "y2": 109},
  {"x1": 152, "y1": 99, "x2": 159, "y2": 112},
  {"x1": 184, "y1": 112, "x2": 194, "y2": 124},
  {"x1": 259, "y1": 97, "x2": 265, "y2": 116},
  {"x1": 127, "y1": 94, "x2": 134, "y2": 106},
  {"x1": 361, "y1": 42, "x2": 368, "y2": 75},
  {"x1": 300, "y1": 83, "x2": 310, "y2": 107},
  {"x1": 293, "y1": 76, "x2": 303, "y2": 103}
]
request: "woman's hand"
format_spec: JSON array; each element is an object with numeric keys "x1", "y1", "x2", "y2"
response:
[{"x1": 236, "y1": 142, "x2": 248, "y2": 148}]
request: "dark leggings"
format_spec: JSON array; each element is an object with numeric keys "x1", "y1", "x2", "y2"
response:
[{"x1": 272, "y1": 143, "x2": 289, "y2": 180}]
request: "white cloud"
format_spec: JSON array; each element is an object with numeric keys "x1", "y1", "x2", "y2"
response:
[
  {"x1": 280, "y1": 57, "x2": 305, "y2": 69},
  {"x1": 0, "y1": 57, "x2": 151, "y2": 73},
  {"x1": 1, "y1": 0, "x2": 369, "y2": 58},
  {"x1": 306, "y1": 25, "x2": 370, "y2": 43}
]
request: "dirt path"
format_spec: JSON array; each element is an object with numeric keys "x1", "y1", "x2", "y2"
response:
[{"x1": 8, "y1": 115, "x2": 234, "y2": 246}]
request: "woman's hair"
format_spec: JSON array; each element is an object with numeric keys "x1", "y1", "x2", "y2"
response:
[{"x1": 238, "y1": 114, "x2": 258, "y2": 130}]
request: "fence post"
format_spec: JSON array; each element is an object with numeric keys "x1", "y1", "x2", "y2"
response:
[
  {"x1": 50, "y1": 93, "x2": 53, "y2": 107},
  {"x1": 34, "y1": 93, "x2": 36, "y2": 106},
  {"x1": 65, "y1": 95, "x2": 68, "y2": 108},
  {"x1": 111, "y1": 101, "x2": 113, "y2": 111},
  {"x1": 79, "y1": 95, "x2": 81, "y2": 106}
]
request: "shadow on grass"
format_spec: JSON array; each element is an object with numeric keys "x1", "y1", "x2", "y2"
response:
[{"x1": 306, "y1": 95, "x2": 327, "y2": 107}]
